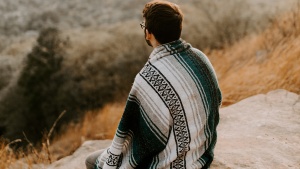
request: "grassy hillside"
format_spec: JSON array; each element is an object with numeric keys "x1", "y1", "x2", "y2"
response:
[{"x1": 211, "y1": 11, "x2": 300, "y2": 105}]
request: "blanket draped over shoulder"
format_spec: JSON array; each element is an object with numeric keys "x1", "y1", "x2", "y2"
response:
[{"x1": 96, "y1": 39, "x2": 222, "y2": 169}]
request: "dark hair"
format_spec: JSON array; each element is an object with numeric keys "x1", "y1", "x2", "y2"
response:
[{"x1": 142, "y1": 0, "x2": 183, "y2": 44}]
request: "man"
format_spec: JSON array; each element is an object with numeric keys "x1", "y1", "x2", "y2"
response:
[{"x1": 86, "y1": 0, "x2": 222, "y2": 168}]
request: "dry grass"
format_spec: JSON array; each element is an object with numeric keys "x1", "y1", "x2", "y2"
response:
[
  {"x1": 46, "y1": 102, "x2": 124, "y2": 161},
  {"x1": 0, "y1": 102, "x2": 124, "y2": 168},
  {"x1": 209, "y1": 7, "x2": 300, "y2": 105},
  {"x1": 0, "y1": 138, "x2": 51, "y2": 169},
  {"x1": 0, "y1": 140, "x2": 17, "y2": 169}
]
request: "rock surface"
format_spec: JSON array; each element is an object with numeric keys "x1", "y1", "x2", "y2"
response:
[
  {"x1": 46, "y1": 140, "x2": 111, "y2": 169},
  {"x1": 41, "y1": 89, "x2": 300, "y2": 168},
  {"x1": 212, "y1": 89, "x2": 300, "y2": 169}
]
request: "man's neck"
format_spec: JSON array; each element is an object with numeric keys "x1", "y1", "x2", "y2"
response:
[{"x1": 151, "y1": 40, "x2": 161, "y2": 48}]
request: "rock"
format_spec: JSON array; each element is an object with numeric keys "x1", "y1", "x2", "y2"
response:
[
  {"x1": 45, "y1": 89, "x2": 300, "y2": 168},
  {"x1": 9, "y1": 140, "x2": 112, "y2": 169},
  {"x1": 46, "y1": 140, "x2": 111, "y2": 169},
  {"x1": 212, "y1": 89, "x2": 300, "y2": 168}
]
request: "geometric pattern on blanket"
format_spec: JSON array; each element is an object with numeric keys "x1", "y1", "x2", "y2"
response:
[{"x1": 140, "y1": 62, "x2": 191, "y2": 168}]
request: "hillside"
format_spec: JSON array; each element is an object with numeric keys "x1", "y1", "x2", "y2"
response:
[{"x1": 210, "y1": 10, "x2": 300, "y2": 105}]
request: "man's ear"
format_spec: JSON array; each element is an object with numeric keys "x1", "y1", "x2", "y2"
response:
[{"x1": 145, "y1": 29, "x2": 151, "y2": 40}]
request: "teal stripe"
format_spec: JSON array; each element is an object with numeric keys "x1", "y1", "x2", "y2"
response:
[
  {"x1": 173, "y1": 49, "x2": 209, "y2": 115},
  {"x1": 129, "y1": 94, "x2": 168, "y2": 144},
  {"x1": 164, "y1": 44, "x2": 211, "y2": 150},
  {"x1": 116, "y1": 129, "x2": 127, "y2": 138},
  {"x1": 175, "y1": 50, "x2": 212, "y2": 147},
  {"x1": 164, "y1": 44, "x2": 212, "y2": 158},
  {"x1": 129, "y1": 147, "x2": 138, "y2": 167},
  {"x1": 122, "y1": 95, "x2": 166, "y2": 168},
  {"x1": 173, "y1": 47, "x2": 220, "y2": 167},
  {"x1": 140, "y1": 107, "x2": 168, "y2": 144},
  {"x1": 149, "y1": 154, "x2": 159, "y2": 169}
]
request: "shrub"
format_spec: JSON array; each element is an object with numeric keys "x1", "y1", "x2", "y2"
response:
[
  {"x1": 0, "y1": 27, "x2": 66, "y2": 145},
  {"x1": 57, "y1": 21, "x2": 150, "y2": 110},
  {"x1": 0, "y1": 22, "x2": 150, "y2": 146},
  {"x1": 0, "y1": 59, "x2": 13, "y2": 91}
]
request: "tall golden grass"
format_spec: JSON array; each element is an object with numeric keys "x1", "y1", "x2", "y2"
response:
[
  {"x1": 1, "y1": 4, "x2": 299, "y2": 168},
  {"x1": 0, "y1": 102, "x2": 124, "y2": 168},
  {"x1": 210, "y1": 9, "x2": 300, "y2": 105},
  {"x1": 0, "y1": 138, "x2": 51, "y2": 168},
  {"x1": 0, "y1": 140, "x2": 17, "y2": 169},
  {"x1": 45, "y1": 102, "x2": 124, "y2": 161}
]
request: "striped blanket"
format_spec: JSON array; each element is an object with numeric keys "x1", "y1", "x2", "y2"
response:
[{"x1": 96, "y1": 39, "x2": 222, "y2": 169}]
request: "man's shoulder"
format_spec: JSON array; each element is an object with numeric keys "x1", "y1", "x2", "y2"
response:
[{"x1": 189, "y1": 47, "x2": 206, "y2": 57}]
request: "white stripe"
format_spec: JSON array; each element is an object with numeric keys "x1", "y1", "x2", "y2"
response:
[
  {"x1": 135, "y1": 79, "x2": 170, "y2": 129},
  {"x1": 139, "y1": 107, "x2": 167, "y2": 144},
  {"x1": 156, "y1": 52, "x2": 210, "y2": 164},
  {"x1": 173, "y1": 52, "x2": 212, "y2": 149},
  {"x1": 158, "y1": 56, "x2": 208, "y2": 161}
]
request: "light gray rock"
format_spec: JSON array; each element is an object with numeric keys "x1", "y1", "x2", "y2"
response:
[
  {"x1": 41, "y1": 89, "x2": 299, "y2": 169},
  {"x1": 46, "y1": 140, "x2": 111, "y2": 169},
  {"x1": 9, "y1": 140, "x2": 112, "y2": 169},
  {"x1": 212, "y1": 89, "x2": 300, "y2": 169}
]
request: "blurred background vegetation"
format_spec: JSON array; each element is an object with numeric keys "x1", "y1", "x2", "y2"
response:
[{"x1": 0, "y1": 0, "x2": 299, "y2": 167}]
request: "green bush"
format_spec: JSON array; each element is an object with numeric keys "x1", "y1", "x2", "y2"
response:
[
  {"x1": 0, "y1": 28, "x2": 66, "y2": 145},
  {"x1": 0, "y1": 23, "x2": 150, "y2": 145},
  {"x1": 0, "y1": 60, "x2": 13, "y2": 91}
]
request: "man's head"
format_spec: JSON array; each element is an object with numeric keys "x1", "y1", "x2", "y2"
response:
[{"x1": 142, "y1": 0, "x2": 183, "y2": 45}]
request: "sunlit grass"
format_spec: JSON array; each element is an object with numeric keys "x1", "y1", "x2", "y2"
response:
[
  {"x1": 210, "y1": 9, "x2": 300, "y2": 105},
  {"x1": 0, "y1": 102, "x2": 124, "y2": 168}
]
